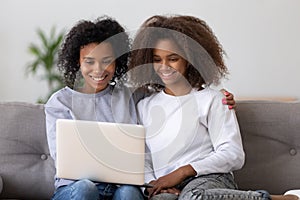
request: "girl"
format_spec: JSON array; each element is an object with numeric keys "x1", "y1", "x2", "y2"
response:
[
  {"x1": 129, "y1": 15, "x2": 298, "y2": 200},
  {"x1": 45, "y1": 15, "x2": 236, "y2": 200},
  {"x1": 45, "y1": 16, "x2": 143, "y2": 200}
]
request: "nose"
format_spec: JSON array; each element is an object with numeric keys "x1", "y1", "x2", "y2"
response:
[
  {"x1": 93, "y1": 61, "x2": 105, "y2": 73},
  {"x1": 161, "y1": 64, "x2": 173, "y2": 71},
  {"x1": 159, "y1": 59, "x2": 170, "y2": 70}
]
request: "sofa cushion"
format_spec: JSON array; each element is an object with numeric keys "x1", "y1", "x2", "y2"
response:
[
  {"x1": 0, "y1": 102, "x2": 55, "y2": 199},
  {"x1": 234, "y1": 101, "x2": 300, "y2": 194}
]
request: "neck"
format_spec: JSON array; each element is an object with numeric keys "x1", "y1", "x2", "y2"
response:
[
  {"x1": 164, "y1": 82, "x2": 192, "y2": 96},
  {"x1": 78, "y1": 84, "x2": 109, "y2": 94}
]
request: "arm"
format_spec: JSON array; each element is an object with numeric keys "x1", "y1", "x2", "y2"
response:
[
  {"x1": 44, "y1": 95, "x2": 72, "y2": 162},
  {"x1": 190, "y1": 92, "x2": 245, "y2": 175}
]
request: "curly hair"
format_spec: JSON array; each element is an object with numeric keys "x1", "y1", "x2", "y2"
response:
[
  {"x1": 128, "y1": 15, "x2": 228, "y2": 91},
  {"x1": 58, "y1": 16, "x2": 130, "y2": 88}
]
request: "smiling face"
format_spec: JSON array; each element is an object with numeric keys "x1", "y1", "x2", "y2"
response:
[
  {"x1": 153, "y1": 39, "x2": 191, "y2": 95},
  {"x1": 79, "y1": 42, "x2": 116, "y2": 93}
]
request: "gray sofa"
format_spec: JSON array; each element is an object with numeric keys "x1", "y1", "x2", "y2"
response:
[{"x1": 0, "y1": 101, "x2": 299, "y2": 199}]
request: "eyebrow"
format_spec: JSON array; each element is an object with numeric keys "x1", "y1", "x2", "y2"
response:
[
  {"x1": 83, "y1": 56, "x2": 95, "y2": 60},
  {"x1": 153, "y1": 53, "x2": 179, "y2": 57},
  {"x1": 102, "y1": 56, "x2": 114, "y2": 59},
  {"x1": 83, "y1": 55, "x2": 114, "y2": 60}
]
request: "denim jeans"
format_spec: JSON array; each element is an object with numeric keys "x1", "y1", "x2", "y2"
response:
[
  {"x1": 52, "y1": 179, "x2": 144, "y2": 200},
  {"x1": 150, "y1": 173, "x2": 271, "y2": 200}
]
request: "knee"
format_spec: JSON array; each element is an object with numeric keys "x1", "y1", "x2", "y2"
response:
[
  {"x1": 72, "y1": 179, "x2": 98, "y2": 196},
  {"x1": 179, "y1": 189, "x2": 205, "y2": 200},
  {"x1": 114, "y1": 185, "x2": 143, "y2": 200},
  {"x1": 117, "y1": 185, "x2": 140, "y2": 193}
]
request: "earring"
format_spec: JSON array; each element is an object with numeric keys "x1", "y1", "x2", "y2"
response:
[{"x1": 109, "y1": 79, "x2": 116, "y2": 86}]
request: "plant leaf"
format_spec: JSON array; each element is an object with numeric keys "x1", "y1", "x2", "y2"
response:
[
  {"x1": 26, "y1": 25, "x2": 65, "y2": 102},
  {"x1": 37, "y1": 28, "x2": 48, "y2": 49}
]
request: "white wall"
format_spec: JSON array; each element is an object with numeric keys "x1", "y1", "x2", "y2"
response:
[{"x1": 1, "y1": 0, "x2": 299, "y2": 103}]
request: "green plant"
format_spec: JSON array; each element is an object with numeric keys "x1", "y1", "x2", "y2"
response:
[{"x1": 26, "y1": 26, "x2": 65, "y2": 103}]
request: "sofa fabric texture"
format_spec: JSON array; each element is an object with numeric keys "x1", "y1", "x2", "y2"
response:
[
  {"x1": 0, "y1": 175, "x2": 2, "y2": 195},
  {"x1": 234, "y1": 101, "x2": 300, "y2": 194},
  {"x1": 0, "y1": 102, "x2": 55, "y2": 200},
  {"x1": 0, "y1": 101, "x2": 299, "y2": 199}
]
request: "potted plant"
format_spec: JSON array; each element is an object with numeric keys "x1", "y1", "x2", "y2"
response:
[{"x1": 26, "y1": 26, "x2": 65, "y2": 103}]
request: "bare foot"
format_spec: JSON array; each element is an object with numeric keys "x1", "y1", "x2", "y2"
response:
[{"x1": 271, "y1": 194, "x2": 299, "y2": 200}]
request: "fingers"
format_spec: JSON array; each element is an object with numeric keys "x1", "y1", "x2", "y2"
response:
[
  {"x1": 224, "y1": 99, "x2": 236, "y2": 109},
  {"x1": 223, "y1": 90, "x2": 234, "y2": 100},
  {"x1": 149, "y1": 185, "x2": 163, "y2": 198},
  {"x1": 151, "y1": 188, "x2": 181, "y2": 198},
  {"x1": 148, "y1": 177, "x2": 180, "y2": 197},
  {"x1": 221, "y1": 90, "x2": 236, "y2": 110},
  {"x1": 166, "y1": 188, "x2": 181, "y2": 195}
]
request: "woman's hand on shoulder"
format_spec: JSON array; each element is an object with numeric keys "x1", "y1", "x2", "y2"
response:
[{"x1": 221, "y1": 89, "x2": 236, "y2": 110}]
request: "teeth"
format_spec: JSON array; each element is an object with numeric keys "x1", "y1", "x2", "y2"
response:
[
  {"x1": 161, "y1": 71, "x2": 175, "y2": 77},
  {"x1": 92, "y1": 76, "x2": 105, "y2": 81},
  {"x1": 162, "y1": 72, "x2": 172, "y2": 76}
]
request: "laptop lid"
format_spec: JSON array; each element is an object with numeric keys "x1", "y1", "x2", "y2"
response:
[{"x1": 56, "y1": 119, "x2": 146, "y2": 186}]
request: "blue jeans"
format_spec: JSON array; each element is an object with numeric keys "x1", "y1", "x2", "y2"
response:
[
  {"x1": 52, "y1": 179, "x2": 144, "y2": 200},
  {"x1": 150, "y1": 173, "x2": 271, "y2": 200}
]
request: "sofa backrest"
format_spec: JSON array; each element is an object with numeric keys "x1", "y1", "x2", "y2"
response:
[
  {"x1": 0, "y1": 100, "x2": 299, "y2": 198},
  {"x1": 0, "y1": 102, "x2": 55, "y2": 199},
  {"x1": 234, "y1": 100, "x2": 300, "y2": 194}
]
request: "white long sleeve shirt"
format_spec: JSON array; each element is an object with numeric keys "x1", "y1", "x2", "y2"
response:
[{"x1": 137, "y1": 87, "x2": 245, "y2": 183}]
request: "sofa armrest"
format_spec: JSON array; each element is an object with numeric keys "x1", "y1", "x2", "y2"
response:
[
  {"x1": 0, "y1": 174, "x2": 3, "y2": 195},
  {"x1": 0, "y1": 102, "x2": 55, "y2": 199},
  {"x1": 234, "y1": 101, "x2": 300, "y2": 194}
]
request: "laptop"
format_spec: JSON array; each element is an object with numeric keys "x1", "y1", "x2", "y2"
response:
[{"x1": 56, "y1": 119, "x2": 150, "y2": 187}]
